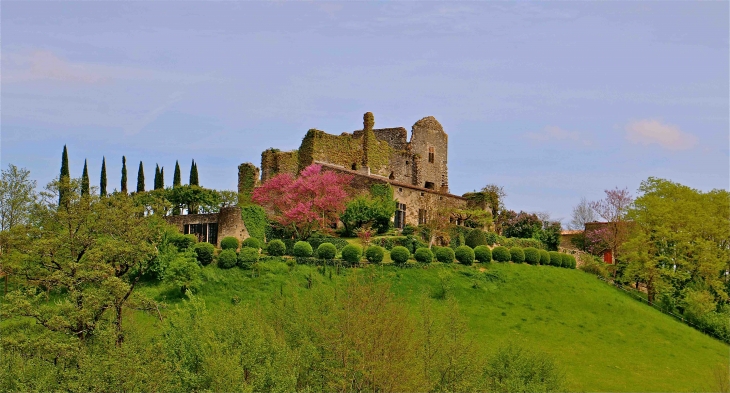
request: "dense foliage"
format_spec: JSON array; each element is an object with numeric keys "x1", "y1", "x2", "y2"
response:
[
  {"x1": 474, "y1": 245, "x2": 492, "y2": 263},
  {"x1": 220, "y1": 236, "x2": 239, "y2": 250},
  {"x1": 241, "y1": 237, "x2": 261, "y2": 249},
  {"x1": 340, "y1": 184, "x2": 396, "y2": 235},
  {"x1": 435, "y1": 247, "x2": 455, "y2": 263},
  {"x1": 465, "y1": 229, "x2": 488, "y2": 248},
  {"x1": 523, "y1": 247, "x2": 540, "y2": 265},
  {"x1": 414, "y1": 247, "x2": 434, "y2": 263},
  {"x1": 316, "y1": 242, "x2": 337, "y2": 260},
  {"x1": 237, "y1": 247, "x2": 260, "y2": 267},
  {"x1": 341, "y1": 244, "x2": 363, "y2": 264},
  {"x1": 217, "y1": 249, "x2": 238, "y2": 269},
  {"x1": 193, "y1": 242, "x2": 215, "y2": 266},
  {"x1": 492, "y1": 246, "x2": 511, "y2": 262},
  {"x1": 293, "y1": 241, "x2": 314, "y2": 257},
  {"x1": 455, "y1": 245, "x2": 475, "y2": 265},
  {"x1": 390, "y1": 246, "x2": 411, "y2": 264},
  {"x1": 266, "y1": 239, "x2": 286, "y2": 256},
  {"x1": 365, "y1": 245, "x2": 385, "y2": 264},
  {"x1": 510, "y1": 247, "x2": 525, "y2": 263}
]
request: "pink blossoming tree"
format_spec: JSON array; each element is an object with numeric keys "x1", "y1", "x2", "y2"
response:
[{"x1": 252, "y1": 164, "x2": 352, "y2": 239}]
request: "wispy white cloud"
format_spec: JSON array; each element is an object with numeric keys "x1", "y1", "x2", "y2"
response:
[
  {"x1": 625, "y1": 119, "x2": 697, "y2": 150},
  {"x1": 525, "y1": 125, "x2": 592, "y2": 146}
]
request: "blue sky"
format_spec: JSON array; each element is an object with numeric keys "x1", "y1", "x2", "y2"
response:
[{"x1": 2, "y1": 2, "x2": 728, "y2": 225}]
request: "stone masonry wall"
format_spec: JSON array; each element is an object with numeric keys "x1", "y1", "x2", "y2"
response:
[{"x1": 409, "y1": 116, "x2": 449, "y2": 192}]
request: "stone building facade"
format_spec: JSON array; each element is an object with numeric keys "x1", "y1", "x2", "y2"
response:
[
  {"x1": 240, "y1": 113, "x2": 470, "y2": 229},
  {"x1": 165, "y1": 206, "x2": 250, "y2": 247}
]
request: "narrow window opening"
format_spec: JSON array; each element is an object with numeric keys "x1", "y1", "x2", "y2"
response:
[
  {"x1": 428, "y1": 147, "x2": 435, "y2": 163},
  {"x1": 425, "y1": 181, "x2": 435, "y2": 190},
  {"x1": 389, "y1": 172, "x2": 395, "y2": 180},
  {"x1": 351, "y1": 163, "x2": 357, "y2": 170}
]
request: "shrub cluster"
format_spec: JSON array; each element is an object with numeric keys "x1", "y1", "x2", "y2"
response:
[
  {"x1": 523, "y1": 247, "x2": 540, "y2": 265},
  {"x1": 316, "y1": 243, "x2": 337, "y2": 260},
  {"x1": 341, "y1": 244, "x2": 363, "y2": 264},
  {"x1": 373, "y1": 235, "x2": 427, "y2": 253},
  {"x1": 267, "y1": 239, "x2": 286, "y2": 256},
  {"x1": 455, "y1": 245, "x2": 475, "y2": 265},
  {"x1": 193, "y1": 242, "x2": 215, "y2": 265},
  {"x1": 237, "y1": 247, "x2": 259, "y2": 267},
  {"x1": 169, "y1": 233, "x2": 197, "y2": 251},
  {"x1": 510, "y1": 247, "x2": 525, "y2": 263},
  {"x1": 307, "y1": 234, "x2": 349, "y2": 251},
  {"x1": 390, "y1": 246, "x2": 411, "y2": 264},
  {"x1": 465, "y1": 230, "x2": 487, "y2": 248},
  {"x1": 414, "y1": 247, "x2": 433, "y2": 263},
  {"x1": 492, "y1": 246, "x2": 510, "y2": 262},
  {"x1": 474, "y1": 245, "x2": 492, "y2": 263},
  {"x1": 293, "y1": 241, "x2": 313, "y2": 257},
  {"x1": 218, "y1": 249, "x2": 238, "y2": 269},
  {"x1": 435, "y1": 247, "x2": 455, "y2": 263},
  {"x1": 365, "y1": 246, "x2": 384, "y2": 264},
  {"x1": 242, "y1": 237, "x2": 261, "y2": 250},
  {"x1": 220, "y1": 236, "x2": 239, "y2": 251}
]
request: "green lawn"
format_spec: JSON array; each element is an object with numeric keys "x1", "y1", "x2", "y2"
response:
[{"x1": 138, "y1": 260, "x2": 728, "y2": 392}]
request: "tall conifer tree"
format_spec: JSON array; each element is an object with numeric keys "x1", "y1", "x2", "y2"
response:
[
  {"x1": 59, "y1": 145, "x2": 70, "y2": 205},
  {"x1": 100, "y1": 156, "x2": 107, "y2": 197},
  {"x1": 159, "y1": 167, "x2": 165, "y2": 189},
  {"x1": 121, "y1": 156, "x2": 128, "y2": 194},
  {"x1": 154, "y1": 164, "x2": 161, "y2": 190},
  {"x1": 136, "y1": 161, "x2": 145, "y2": 193},
  {"x1": 189, "y1": 159, "x2": 199, "y2": 186},
  {"x1": 173, "y1": 161, "x2": 181, "y2": 187},
  {"x1": 81, "y1": 159, "x2": 90, "y2": 196}
]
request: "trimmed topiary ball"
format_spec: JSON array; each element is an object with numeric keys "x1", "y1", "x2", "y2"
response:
[
  {"x1": 465, "y1": 229, "x2": 487, "y2": 248},
  {"x1": 193, "y1": 242, "x2": 215, "y2": 265},
  {"x1": 548, "y1": 251, "x2": 562, "y2": 267},
  {"x1": 365, "y1": 246, "x2": 384, "y2": 264},
  {"x1": 316, "y1": 242, "x2": 337, "y2": 259},
  {"x1": 523, "y1": 247, "x2": 540, "y2": 265},
  {"x1": 435, "y1": 247, "x2": 455, "y2": 263},
  {"x1": 237, "y1": 247, "x2": 259, "y2": 267},
  {"x1": 414, "y1": 247, "x2": 434, "y2": 263},
  {"x1": 267, "y1": 239, "x2": 286, "y2": 256},
  {"x1": 241, "y1": 237, "x2": 261, "y2": 249},
  {"x1": 492, "y1": 246, "x2": 511, "y2": 262},
  {"x1": 474, "y1": 245, "x2": 492, "y2": 263},
  {"x1": 560, "y1": 253, "x2": 571, "y2": 268},
  {"x1": 510, "y1": 247, "x2": 525, "y2": 263},
  {"x1": 390, "y1": 246, "x2": 410, "y2": 264},
  {"x1": 566, "y1": 254, "x2": 577, "y2": 269},
  {"x1": 455, "y1": 245, "x2": 475, "y2": 265},
  {"x1": 218, "y1": 249, "x2": 237, "y2": 269},
  {"x1": 293, "y1": 241, "x2": 313, "y2": 257},
  {"x1": 220, "y1": 236, "x2": 239, "y2": 251},
  {"x1": 539, "y1": 250, "x2": 550, "y2": 265},
  {"x1": 342, "y1": 244, "x2": 363, "y2": 263}
]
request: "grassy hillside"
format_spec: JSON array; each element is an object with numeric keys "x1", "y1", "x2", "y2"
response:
[{"x1": 139, "y1": 260, "x2": 728, "y2": 392}]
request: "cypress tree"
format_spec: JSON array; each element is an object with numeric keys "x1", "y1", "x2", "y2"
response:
[
  {"x1": 189, "y1": 159, "x2": 199, "y2": 186},
  {"x1": 160, "y1": 167, "x2": 165, "y2": 189},
  {"x1": 121, "y1": 156, "x2": 128, "y2": 194},
  {"x1": 137, "y1": 161, "x2": 145, "y2": 193},
  {"x1": 154, "y1": 165, "x2": 161, "y2": 190},
  {"x1": 173, "y1": 161, "x2": 181, "y2": 187},
  {"x1": 81, "y1": 159, "x2": 90, "y2": 196},
  {"x1": 100, "y1": 157, "x2": 107, "y2": 197},
  {"x1": 59, "y1": 145, "x2": 70, "y2": 205}
]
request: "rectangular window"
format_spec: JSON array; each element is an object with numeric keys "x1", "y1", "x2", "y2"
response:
[
  {"x1": 428, "y1": 147, "x2": 435, "y2": 163},
  {"x1": 418, "y1": 209, "x2": 428, "y2": 225},
  {"x1": 184, "y1": 223, "x2": 218, "y2": 245},
  {"x1": 394, "y1": 203, "x2": 406, "y2": 229}
]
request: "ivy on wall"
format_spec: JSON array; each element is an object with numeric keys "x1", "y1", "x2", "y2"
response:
[{"x1": 240, "y1": 205, "x2": 268, "y2": 242}]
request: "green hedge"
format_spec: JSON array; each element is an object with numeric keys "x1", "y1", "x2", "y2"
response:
[
  {"x1": 523, "y1": 247, "x2": 540, "y2": 265},
  {"x1": 414, "y1": 247, "x2": 434, "y2": 263},
  {"x1": 435, "y1": 247, "x2": 455, "y2": 263},
  {"x1": 539, "y1": 250, "x2": 550, "y2": 265},
  {"x1": 455, "y1": 245, "x2": 475, "y2": 265},
  {"x1": 242, "y1": 237, "x2": 261, "y2": 249},
  {"x1": 510, "y1": 247, "x2": 525, "y2": 263},
  {"x1": 373, "y1": 235, "x2": 427, "y2": 253},
  {"x1": 220, "y1": 236, "x2": 239, "y2": 251},
  {"x1": 390, "y1": 246, "x2": 411, "y2": 264},
  {"x1": 548, "y1": 251, "x2": 562, "y2": 267},
  {"x1": 316, "y1": 243, "x2": 337, "y2": 259},
  {"x1": 465, "y1": 230, "x2": 487, "y2": 248},
  {"x1": 267, "y1": 239, "x2": 286, "y2": 256},
  {"x1": 240, "y1": 205, "x2": 267, "y2": 242},
  {"x1": 193, "y1": 243, "x2": 215, "y2": 265},
  {"x1": 293, "y1": 241, "x2": 313, "y2": 257},
  {"x1": 365, "y1": 246, "x2": 384, "y2": 264},
  {"x1": 237, "y1": 247, "x2": 259, "y2": 267},
  {"x1": 474, "y1": 246, "x2": 492, "y2": 263},
  {"x1": 497, "y1": 236, "x2": 544, "y2": 250},
  {"x1": 218, "y1": 249, "x2": 237, "y2": 269},
  {"x1": 342, "y1": 244, "x2": 363, "y2": 263},
  {"x1": 492, "y1": 246, "x2": 511, "y2": 262},
  {"x1": 308, "y1": 234, "x2": 349, "y2": 251}
]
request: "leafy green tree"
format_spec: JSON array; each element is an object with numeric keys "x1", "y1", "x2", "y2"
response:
[
  {"x1": 173, "y1": 160, "x2": 181, "y2": 187},
  {"x1": 166, "y1": 185, "x2": 221, "y2": 215},
  {"x1": 340, "y1": 185, "x2": 395, "y2": 235},
  {"x1": 0, "y1": 164, "x2": 37, "y2": 231},
  {"x1": 121, "y1": 156, "x2": 128, "y2": 194},
  {"x1": 100, "y1": 156, "x2": 108, "y2": 196},
  {"x1": 136, "y1": 161, "x2": 145, "y2": 193},
  {"x1": 1, "y1": 184, "x2": 163, "y2": 345},
  {"x1": 59, "y1": 145, "x2": 70, "y2": 205},
  {"x1": 81, "y1": 159, "x2": 90, "y2": 197}
]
